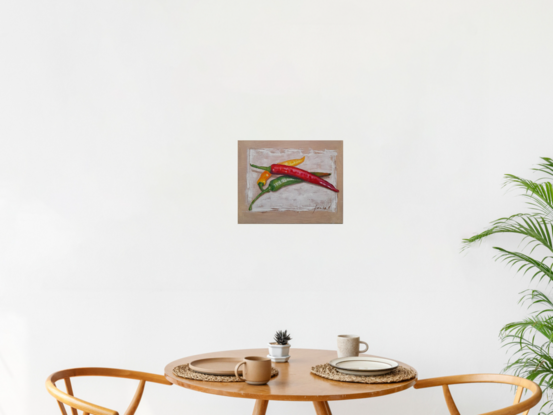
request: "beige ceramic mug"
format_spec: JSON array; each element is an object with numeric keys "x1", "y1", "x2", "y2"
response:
[
  {"x1": 234, "y1": 356, "x2": 272, "y2": 385},
  {"x1": 337, "y1": 334, "x2": 369, "y2": 358}
]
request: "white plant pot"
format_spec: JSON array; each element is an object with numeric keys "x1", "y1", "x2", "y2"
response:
[{"x1": 268, "y1": 342, "x2": 291, "y2": 358}]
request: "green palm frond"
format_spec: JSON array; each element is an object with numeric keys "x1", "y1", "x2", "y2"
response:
[
  {"x1": 505, "y1": 174, "x2": 553, "y2": 222},
  {"x1": 535, "y1": 157, "x2": 553, "y2": 180},
  {"x1": 463, "y1": 157, "x2": 553, "y2": 414},
  {"x1": 501, "y1": 315, "x2": 553, "y2": 342},
  {"x1": 463, "y1": 213, "x2": 553, "y2": 253},
  {"x1": 521, "y1": 290, "x2": 553, "y2": 315},
  {"x1": 494, "y1": 248, "x2": 553, "y2": 285},
  {"x1": 501, "y1": 308, "x2": 553, "y2": 415},
  {"x1": 503, "y1": 342, "x2": 553, "y2": 377}
]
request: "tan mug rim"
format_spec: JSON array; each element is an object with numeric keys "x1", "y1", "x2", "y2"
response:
[{"x1": 243, "y1": 356, "x2": 271, "y2": 362}]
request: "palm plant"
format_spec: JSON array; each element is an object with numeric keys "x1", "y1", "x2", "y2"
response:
[{"x1": 463, "y1": 157, "x2": 553, "y2": 414}]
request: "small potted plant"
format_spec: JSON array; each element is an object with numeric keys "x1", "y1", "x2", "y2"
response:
[{"x1": 268, "y1": 330, "x2": 292, "y2": 361}]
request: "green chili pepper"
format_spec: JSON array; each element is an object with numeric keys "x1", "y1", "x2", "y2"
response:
[{"x1": 249, "y1": 172, "x2": 331, "y2": 211}]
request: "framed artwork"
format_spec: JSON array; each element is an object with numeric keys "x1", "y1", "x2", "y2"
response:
[{"x1": 238, "y1": 141, "x2": 343, "y2": 224}]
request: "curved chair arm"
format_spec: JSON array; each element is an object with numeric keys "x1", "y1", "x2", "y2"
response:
[
  {"x1": 46, "y1": 368, "x2": 172, "y2": 415},
  {"x1": 48, "y1": 368, "x2": 172, "y2": 385},
  {"x1": 414, "y1": 374, "x2": 542, "y2": 415},
  {"x1": 46, "y1": 377, "x2": 117, "y2": 415},
  {"x1": 415, "y1": 374, "x2": 537, "y2": 389}
]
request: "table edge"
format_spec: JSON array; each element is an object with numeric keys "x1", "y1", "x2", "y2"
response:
[{"x1": 164, "y1": 373, "x2": 417, "y2": 401}]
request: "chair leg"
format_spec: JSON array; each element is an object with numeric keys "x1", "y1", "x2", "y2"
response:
[
  {"x1": 252, "y1": 400, "x2": 269, "y2": 415},
  {"x1": 313, "y1": 401, "x2": 332, "y2": 415}
]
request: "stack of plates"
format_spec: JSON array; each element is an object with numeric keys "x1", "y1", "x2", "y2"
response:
[{"x1": 329, "y1": 356, "x2": 399, "y2": 376}]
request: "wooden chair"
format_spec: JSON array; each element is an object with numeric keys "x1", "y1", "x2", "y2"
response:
[
  {"x1": 414, "y1": 374, "x2": 542, "y2": 415},
  {"x1": 46, "y1": 368, "x2": 172, "y2": 415}
]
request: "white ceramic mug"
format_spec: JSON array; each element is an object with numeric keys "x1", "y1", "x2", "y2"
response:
[{"x1": 337, "y1": 335, "x2": 369, "y2": 358}]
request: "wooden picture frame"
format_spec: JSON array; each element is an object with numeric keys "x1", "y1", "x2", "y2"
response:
[{"x1": 238, "y1": 140, "x2": 343, "y2": 224}]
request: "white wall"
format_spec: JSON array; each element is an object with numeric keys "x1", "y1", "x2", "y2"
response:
[{"x1": 1, "y1": 1, "x2": 552, "y2": 414}]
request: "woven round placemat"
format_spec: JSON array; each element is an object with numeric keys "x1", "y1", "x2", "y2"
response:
[
  {"x1": 311, "y1": 363, "x2": 416, "y2": 384},
  {"x1": 173, "y1": 364, "x2": 279, "y2": 382}
]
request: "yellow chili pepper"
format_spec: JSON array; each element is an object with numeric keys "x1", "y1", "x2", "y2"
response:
[
  {"x1": 257, "y1": 156, "x2": 305, "y2": 189},
  {"x1": 257, "y1": 171, "x2": 272, "y2": 188}
]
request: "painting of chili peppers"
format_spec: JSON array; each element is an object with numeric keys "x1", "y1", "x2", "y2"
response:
[{"x1": 238, "y1": 141, "x2": 343, "y2": 224}]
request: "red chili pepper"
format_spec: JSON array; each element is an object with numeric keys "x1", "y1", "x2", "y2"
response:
[{"x1": 250, "y1": 164, "x2": 339, "y2": 193}]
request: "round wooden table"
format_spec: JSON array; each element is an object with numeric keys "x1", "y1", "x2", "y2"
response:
[{"x1": 164, "y1": 348, "x2": 417, "y2": 415}]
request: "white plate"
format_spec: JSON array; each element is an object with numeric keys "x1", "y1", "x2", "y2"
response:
[{"x1": 329, "y1": 357, "x2": 398, "y2": 376}]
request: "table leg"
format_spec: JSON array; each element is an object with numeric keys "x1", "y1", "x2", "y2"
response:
[
  {"x1": 313, "y1": 401, "x2": 332, "y2": 415},
  {"x1": 252, "y1": 399, "x2": 269, "y2": 415}
]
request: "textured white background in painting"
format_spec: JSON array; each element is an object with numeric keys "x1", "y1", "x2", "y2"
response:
[
  {"x1": 247, "y1": 148, "x2": 338, "y2": 212},
  {"x1": 1, "y1": 1, "x2": 553, "y2": 415}
]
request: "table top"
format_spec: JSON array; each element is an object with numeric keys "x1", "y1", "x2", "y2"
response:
[{"x1": 164, "y1": 348, "x2": 417, "y2": 401}]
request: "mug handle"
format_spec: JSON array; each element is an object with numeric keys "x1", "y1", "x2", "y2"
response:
[
  {"x1": 234, "y1": 360, "x2": 246, "y2": 380},
  {"x1": 359, "y1": 341, "x2": 369, "y2": 353}
]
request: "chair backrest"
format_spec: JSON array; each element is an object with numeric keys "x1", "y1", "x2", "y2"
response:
[
  {"x1": 46, "y1": 367, "x2": 172, "y2": 415},
  {"x1": 414, "y1": 373, "x2": 542, "y2": 415}
]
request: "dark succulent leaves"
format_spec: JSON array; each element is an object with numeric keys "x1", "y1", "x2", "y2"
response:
[{"x1": 274, "y1": 330, "x2": 292, "y2": 345}]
